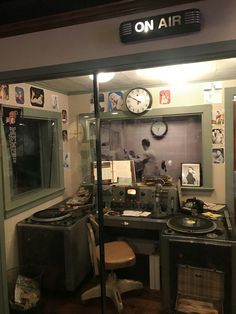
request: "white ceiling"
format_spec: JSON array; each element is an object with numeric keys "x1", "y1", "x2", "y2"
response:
[{"x1": 31, "y1": 58, "x2": 236, "y2": 95}]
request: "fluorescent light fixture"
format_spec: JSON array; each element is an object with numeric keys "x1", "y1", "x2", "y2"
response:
[
  {"x1": 136, "y1": 62, "x2": 216, "y2": 84},
  {"x1": 89, "y1": 72, "x2": 115, "y2": 83}
]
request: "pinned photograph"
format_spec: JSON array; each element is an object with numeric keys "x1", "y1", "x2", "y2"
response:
[
  {"x1": 212, "y1": 128, "x2": 224, "y2": 145},
  {"x1": 15, "y1": 86, "x2": 24, "y2": 104},
  {"x1": 181, "y1": 163, "x2": 201, "y2": 187},
  {"x1": 212, "y1": 108, "x2": 224, "y2": 125},
  {"x1": 62, "y1": 109, "x2": 67, "y2": 124},
  {"x1": 108, "y1": 91, "x2": 123, "y2": 112},
  {"x1": 30, "y1": 87, "x2": 44, "y2": 107},
  {"x1": 62, "y1": 130, "x2": 68, "y2": 142},
  {"x1": 212, "y1": 148, "x2": 224, "y2": 164},
  {"x1": 51, "y1": 95, "x2": 59, "y2": 110},
  {"x1": 159, "y1": 90, "x2": 171, "y2": 104},
  {"x1": 0, "y1": 84, "x2": 9, "y2": 100},
  {"x1": 63, "y1": 152, "x2": 70, "y2": 168}
]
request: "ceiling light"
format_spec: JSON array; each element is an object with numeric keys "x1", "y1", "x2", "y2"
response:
[
  {"x1": 136, "y1": 62, "x2": 216, "y2": 84},
  {"x1": 89, "y1": 72, "x2": 115, "y2": 83}
]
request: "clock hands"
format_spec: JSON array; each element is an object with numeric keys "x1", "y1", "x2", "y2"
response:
[{"x1": 129, "y1": 95, "x2": 141, "y2": 103}]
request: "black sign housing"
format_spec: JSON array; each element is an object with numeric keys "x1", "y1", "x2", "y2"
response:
[{"x1": 120, "y1": 8, "x2": 200, "y2": 43}]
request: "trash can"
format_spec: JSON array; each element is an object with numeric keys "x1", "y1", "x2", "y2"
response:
[{"x1": 7, "y1": 265, "x2": 43, "y2": 314}]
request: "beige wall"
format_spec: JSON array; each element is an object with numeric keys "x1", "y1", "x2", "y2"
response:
[{"x1": 0, "y1": 0, "x2": 235, "y2": 72}]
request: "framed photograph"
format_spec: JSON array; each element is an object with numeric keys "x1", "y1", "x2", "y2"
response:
[{"x1": 181, "y1": 163, "x2": 201, "y2": 187}]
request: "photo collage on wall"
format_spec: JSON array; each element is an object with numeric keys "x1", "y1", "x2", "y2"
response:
[
  {"x1": 61, "y1": 108, "x2": 70, "y2": 169},
  {"x1": 211, "y1": 104, "x2": 225, "y2": 164},
  {"x1": 0, "y1": 84, "x2": 46, "y2": 108}
]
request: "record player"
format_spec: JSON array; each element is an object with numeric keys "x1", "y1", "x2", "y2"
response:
[
  {"x1": 161, "y1": 209, "x2": 234, "y2": 314},
  {"x1": 162, "y1": 208, "x2": 230, "y2": 240}
]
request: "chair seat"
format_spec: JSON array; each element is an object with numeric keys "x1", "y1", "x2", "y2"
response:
[{"x1": 96, "y1": 241, "x2": 136, "y2": 270}]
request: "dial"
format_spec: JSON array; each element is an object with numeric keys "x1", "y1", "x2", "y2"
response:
[
  {"x1": 151, "y1": 121, "x2": 168, "y2": 138},
  {"x1": 125, "y1": 87, "x2": 152, "y2": 114}
]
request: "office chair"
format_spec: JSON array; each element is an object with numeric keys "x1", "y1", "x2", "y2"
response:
[{"x1": 81, "y1": 215, "x2": 143, "y2": 313}]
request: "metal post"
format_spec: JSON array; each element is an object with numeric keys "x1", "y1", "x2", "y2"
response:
[{"x1": 93, "y1": 73, "x2": 106, "y2": 314}]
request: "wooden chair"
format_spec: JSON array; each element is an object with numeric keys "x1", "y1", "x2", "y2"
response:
[{"x1": 81, "y1": 215, "x2": 143, "y2": 313}]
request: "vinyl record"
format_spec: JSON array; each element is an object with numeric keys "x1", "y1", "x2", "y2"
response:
[
  {"x1": 31, "y1": 208, "x2": 71, "y2": 222},
  {"x1": 167, "y1": 215, "x2": 217, "y2": 234}
]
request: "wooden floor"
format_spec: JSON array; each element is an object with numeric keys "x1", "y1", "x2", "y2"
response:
[
  {"x1": 42, "y1": 256, "x2": 168, "y2": 314},
  {"x1": 43, "y1": 286, "x2": 166, "y2": 314}
]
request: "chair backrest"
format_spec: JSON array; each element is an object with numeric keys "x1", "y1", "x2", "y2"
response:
[{"x1": 87, "y1": 215, "x2": 99, "y2": 276}]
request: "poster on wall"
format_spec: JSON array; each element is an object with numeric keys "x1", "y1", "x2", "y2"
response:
[
  {"x1": 212, "y1": 107, "x2": 224, "y2": 125},
  {"x1": 159, "y1": 90, "x2": 171, "y2": 105},
  {"x1": 212, "y1": 148, "x2": 224, "y2": 164},
  {"x1": 90, "y1": 93, "x2": 105, "y2": 112},
  {"x1": 62, "y1": 130, "x2": 68, "y2": 142},
  {"x1": 51, "y1": 95, "x2": 59, "y2": 110},
  {"x1": 30, "y1": 86, "x2": 44, "y2": 107},
  {"x1": 15, "y1": 86, "x2": 25, "y2": 104},
  {"x1": 62, "y1": 109, "x2": 68, "y2": 124},
  {"x1": 2, "y1": 106, "x2": 22, "y2": 164},
  {"x1": 204, "y1": 82, "x2": 222, "y2": 104},
  {"x1": 63, "y1": 152, "x2": 70, "y2": 168},
  {"x1": 108, "y1": 91, "x2": 123, "y2": 112},
  {"x1": 212, "y1": 128, "x2": 224, "y2": 145},
  {"x1": 0, "y1": 84, "x2": 9, "y2": 101}
]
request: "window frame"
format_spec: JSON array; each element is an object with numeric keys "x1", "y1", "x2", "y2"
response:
[
  {"x1": 0, "y1": 107, "x2": 64, "y2": 218},
  {"x1": 79, "y1": 104, "x2": 213, "y2": 191}
]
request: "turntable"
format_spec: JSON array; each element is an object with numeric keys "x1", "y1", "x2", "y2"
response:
[
  {"x1": 161, "y1": 211, "x2": 234, "y2": 314},
  {"x1": 17, "y1": 206, "x2": 92, "y2": 291},
  {"x1": 163, "y1": 212, "x2": 229, "y2": 240},
  {"x1": 30, "y1": 208, "x2": 72, "y2": 223},
  {"x1": 166, "y1": 215, "x2": 217, "y2": 234}
]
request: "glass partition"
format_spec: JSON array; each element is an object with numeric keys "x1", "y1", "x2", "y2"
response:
[
  {"x1": 1, "y1": 106, "x2": 64, "y2": 216},
  {"x1": 79, "y1": 105, "x2": 212, "y2": 189}
]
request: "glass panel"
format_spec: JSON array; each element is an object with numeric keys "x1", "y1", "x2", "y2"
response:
[
  {"x1": 1, "y1": 106, "x2": 63, "y2": 215},
  {"x1": 100, "y1": 115, "x2": 202, "y2": 183},
  {"x1": 6, "y1": 118, "x2": 57, "y2": 196}
]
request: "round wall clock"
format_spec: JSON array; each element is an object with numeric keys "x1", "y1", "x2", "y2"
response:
[
  {"x1": 151, "y1": 121, "x2": 168, "y2": 139},
  {"x1": 125, "y1": 87, "x2": 152, "y2": 114}
]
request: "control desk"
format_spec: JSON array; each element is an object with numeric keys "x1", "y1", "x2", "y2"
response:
[{"x1": 102, "y1": 184, "x2": 179, "y2": 290}]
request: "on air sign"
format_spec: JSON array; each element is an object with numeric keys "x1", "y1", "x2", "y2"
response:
[{"x1": 120, "y1": 9, "x2": 200, "y2": 43}]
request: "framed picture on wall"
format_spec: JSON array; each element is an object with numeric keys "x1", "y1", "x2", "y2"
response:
[
  {"x1": 30, "y1": 86, "x2": 44, "y2": 107},
  {"x1": 181, "y1": 163, "x2": 201, "y2": 187}
]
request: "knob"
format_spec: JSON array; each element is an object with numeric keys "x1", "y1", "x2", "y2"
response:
[{"x1": 122, "y1": 221, "x2": 129, "y2": 226}]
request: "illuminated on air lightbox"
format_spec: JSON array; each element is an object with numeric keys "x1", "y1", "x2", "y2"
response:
[{"x1": 120, "y1": 8, "x2": 200, "y2": 43}]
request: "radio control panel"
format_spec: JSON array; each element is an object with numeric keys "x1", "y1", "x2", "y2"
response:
[{"x1": 103, "y1": 185, "x2": 179, "y2": 218}]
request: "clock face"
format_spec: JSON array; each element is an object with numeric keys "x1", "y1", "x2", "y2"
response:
[
  {"x1": 151, "y1": 121, "x2": 168, "y2": 138},
  {"x1": 125, "y1": 88, "x2": 152, "y2": 114}
]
